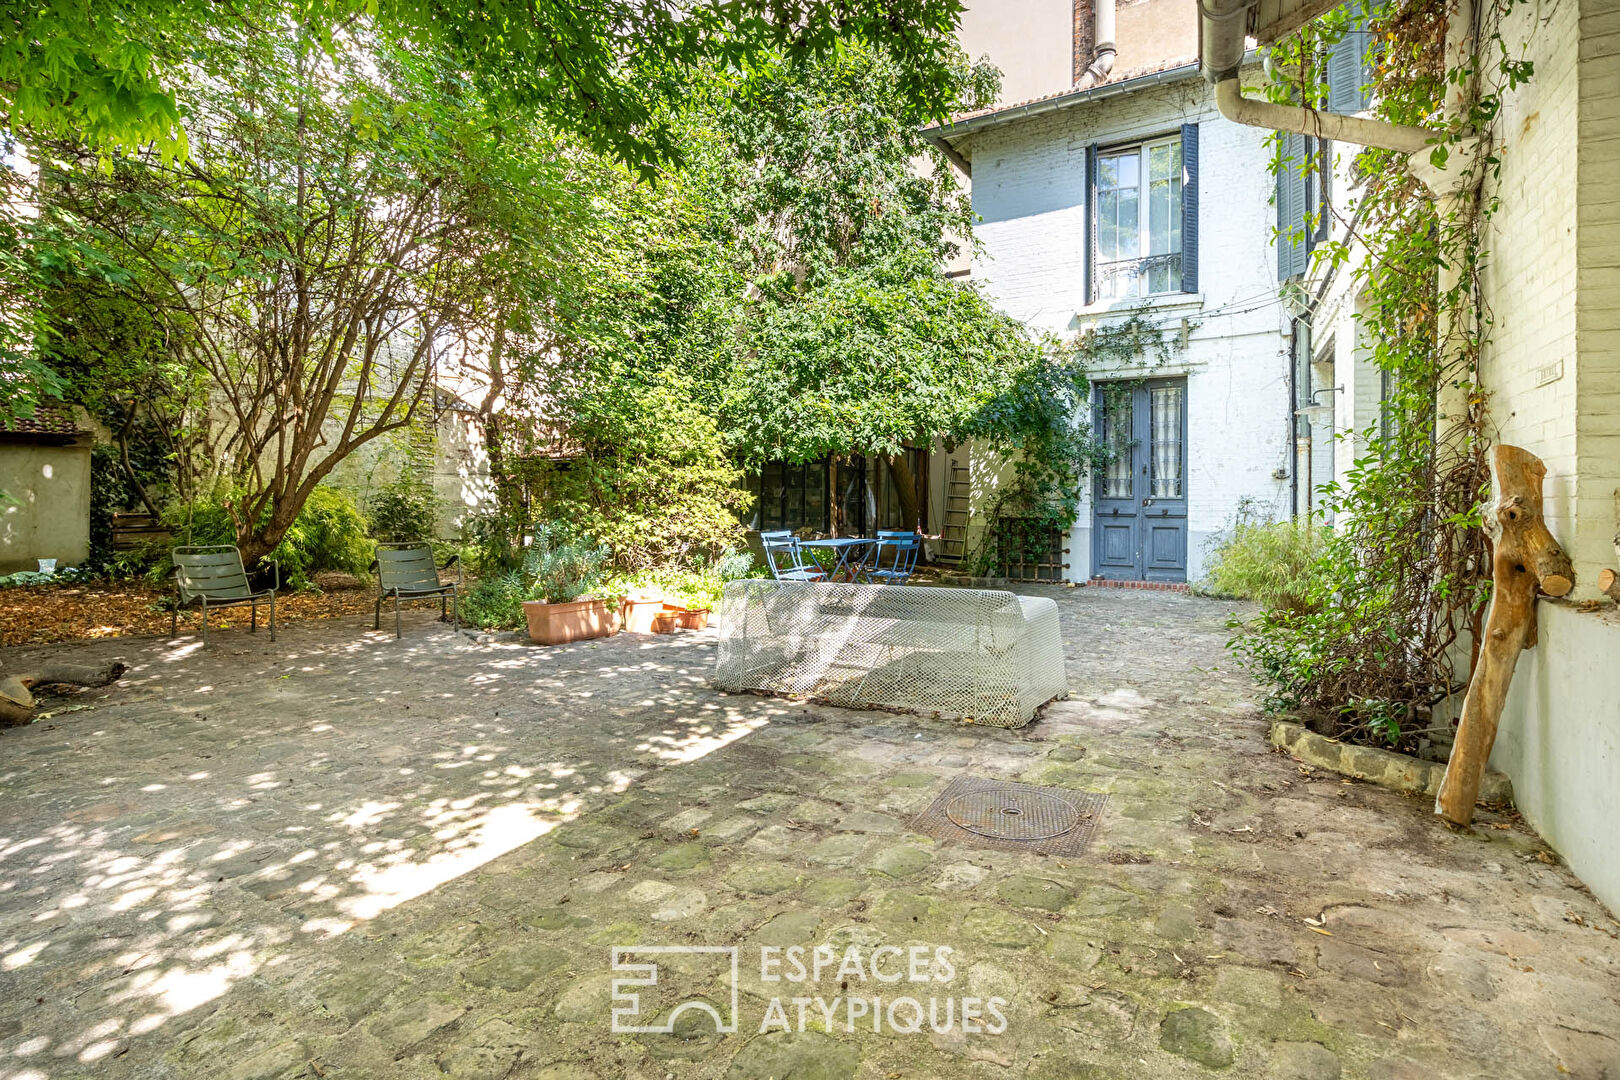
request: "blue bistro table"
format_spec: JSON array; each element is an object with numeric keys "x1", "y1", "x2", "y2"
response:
[{"x1": 797, "y1": 537, "x2": 878, "y2": 583}]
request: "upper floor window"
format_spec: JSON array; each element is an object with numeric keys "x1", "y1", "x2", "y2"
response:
[
  {"x1": 1086, "y1": 125, "x2": 1198, "y2": 304},
  {"x1": 1097, "y1": 137, "x2": 1182, "y2": 300}
]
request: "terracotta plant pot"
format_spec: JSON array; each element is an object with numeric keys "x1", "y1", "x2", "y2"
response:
[
  {"x1": 651, "y1": 606, "x2": 683, "y2": 634},
  {"x1": 675, "y1": 607, "x2": 710, "y2": 631},
  {"x1": 522, "y1": 597, "x2": 618, "y2": 645},
  {"x1": 620, "y1": 594, "x2": 666, "y2": 634}
]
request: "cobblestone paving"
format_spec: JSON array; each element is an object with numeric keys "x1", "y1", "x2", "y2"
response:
[{"x1": 1, "y1": 588, "x2": 1617, "y2": 1079}]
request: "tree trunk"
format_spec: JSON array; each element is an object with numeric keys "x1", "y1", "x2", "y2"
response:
[
  {"x1": 884, "y1": 452, "x2": 921, "y2": 532},
  {"x1": 1435, "y1": 445, "x2": 1573, "y2": 825},
  {"x1": 0, "y1": 661, "x2": 128, "y2": 726}
]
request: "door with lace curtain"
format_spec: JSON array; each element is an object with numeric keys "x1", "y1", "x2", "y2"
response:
[{"x1": 1092, "y1": 378, "x2": 1189, "y2": 582}]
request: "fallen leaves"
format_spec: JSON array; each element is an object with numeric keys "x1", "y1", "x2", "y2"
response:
[{"x1": 0, "y1": 574, "x2": 399, "y2": 647}]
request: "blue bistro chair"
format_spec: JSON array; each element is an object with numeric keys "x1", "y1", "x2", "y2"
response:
[
  {"x1": 865, "y1": 530, "x2": 921, "y2": 585},
  {"x1": 762, "y1": 534, "x2": 828, "y2": 582}
]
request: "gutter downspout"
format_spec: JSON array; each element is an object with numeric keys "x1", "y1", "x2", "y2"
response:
[
  {"x1": 1199, "y1": 0, "x2": 1442, "y2": 154},
  {"x1": 1213, "y1": 77, "x2": 1436, "y2": 154},
  {"x1": 1077, "y1": 0, "x2": 1118, "y2": 89}
]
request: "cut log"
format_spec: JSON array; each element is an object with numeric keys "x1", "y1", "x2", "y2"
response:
[
  {"x1": 1436, "y1": 445, "x2": 1574, "y2": 825},
  {"x1": 1600, "y1": 568, "x2": 1620, "y2": 604},
  {"x1": 0, "y1": 661, "x2": 128, "y2": 726}
]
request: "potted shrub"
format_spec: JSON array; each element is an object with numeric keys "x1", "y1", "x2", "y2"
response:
[{"x1": 520, "y1": 527, "x2": 618, "y2": 645}]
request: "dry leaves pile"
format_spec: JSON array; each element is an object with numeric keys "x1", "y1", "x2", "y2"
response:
[{"x1": 0, "y1": 574, "x2": 398, "y2": 647}]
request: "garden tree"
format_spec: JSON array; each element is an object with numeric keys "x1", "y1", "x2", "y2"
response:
[
  {"x1": 0, "y1": 161, "x2": 62, "y2": 424},
  {"x1": 503, "y1": 42, "x2": 1094, "y2": 554},
  {"x1": 37, "y1": 16, "x2": 591, "y2": 566},
  {"x1": 3, "y1": 0, "x2": 970, "y2": 442},
  {"x1": 0, "y1": 0, "x2": 970, "y2": 171},
  {"x1": 692, "y1": 45, "x2": 1066, "y2": 532},
  {"x1": 723, "y1": 263, "x2": 1065, "y2": 530},
  {"x1": 530, "y1": 370, "x2": 750, "y2": 570},
  {"x1": 39, "y1": 277, "x2": 202, "y2": 515}
]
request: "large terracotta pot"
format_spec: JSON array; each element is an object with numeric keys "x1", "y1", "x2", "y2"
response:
[
  {"x1": 650, "y1": 606, "x2": 683, "y2": 634},
  {"x1": 620, "y1": 594, "x2": 666, "y2": 634},
  {"x1": 522, "y1": 597, "x2": 618, "y2": 645},
  {"x1": 675, "y1": 607, "x2": 710, "y2": 631}
]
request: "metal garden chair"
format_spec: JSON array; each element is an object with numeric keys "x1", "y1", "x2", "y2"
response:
[
  {"x1": 865, "y1": 530, "x2": 921, "y2": 585},
  {"x1": 171, "y1": 545, "x2": 278, "y2": 644},
  {"x1": 762, "y1": 535, "x2": 828, "y2": 582},
  {"x1": 372, "y1": 542, "x2": 460, "y2": 639}
]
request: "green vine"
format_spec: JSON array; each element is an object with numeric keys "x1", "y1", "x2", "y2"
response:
[
  {"x1": 1231, "y1": 0, "x2": 1534, "y2": 748},
  {"x1": 968, "y1": 310, "x2": 1186, "y2": 576}
]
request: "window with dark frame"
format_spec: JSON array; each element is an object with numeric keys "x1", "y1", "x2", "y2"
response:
[{"x1": 1095, "y1": 136, "x2": 1183, "y2": 300}]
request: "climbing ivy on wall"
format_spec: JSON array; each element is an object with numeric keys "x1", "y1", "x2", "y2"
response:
[
  {"x1": 968, "y1": 311, "x2": 1186, "y2": 576},
  {"x1": 1230, "y1": 0, "x2": 1535, "y2": 747}
]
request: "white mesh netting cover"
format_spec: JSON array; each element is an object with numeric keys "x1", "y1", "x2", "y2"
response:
[{"x1": 711, "y1": 580, "x2": 1067, "y2": 727}]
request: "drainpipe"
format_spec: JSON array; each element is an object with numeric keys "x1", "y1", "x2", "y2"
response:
[
  {"x1": 1199, "y1": 0, "x2": 1442, "y2": 154},
  {"x1": 1288, "y1": 318, "x2": 1301, "y2": 518},
  {"x1": 1077, "y1": 0, "x2": 1118, "y2": 89},
  {"x1": 1213, "y1": 77, "x2": 1435, "y2": 154},
  {"x1": 1423, "y1": 0, "x2": 1482, "y2": 453}
]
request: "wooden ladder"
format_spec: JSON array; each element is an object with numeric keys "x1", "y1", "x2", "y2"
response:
[{"x1": 939, "y1": 460, "x2": 970, "y2": 563}]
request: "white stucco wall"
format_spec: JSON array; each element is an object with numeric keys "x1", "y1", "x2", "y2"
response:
[
  {"x1": 0, "y1": 442, "x2": 92, "y2": 573},
  {"x1": 956, "y1": 0, "x2": 1074, "y2": 107},
  {"x1": 960, "y1": 73, "x2": 1291, "y2": 581}
]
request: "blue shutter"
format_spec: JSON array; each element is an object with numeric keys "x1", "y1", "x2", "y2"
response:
[
  {"x1": 1085, "y1": 142, "x2": 1100, "y2": 305},
  {"x1": 1275, "y1": 132, "x2": 1309, "y2": 280},
  {"x1": 1327, "y1": 8, "x2": 1373, "y2": 112},
  {"x1": 1180, "y1": 123, "x2": 1199, "y2": 293}
]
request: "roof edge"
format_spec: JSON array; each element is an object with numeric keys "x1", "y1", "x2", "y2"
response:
[{"x1": 926, "y1": 63, "x2": 1203, "y2": 142}]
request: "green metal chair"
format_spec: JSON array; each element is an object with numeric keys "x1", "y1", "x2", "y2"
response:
[
  {"x1": 373, "y1": 542, "x2": 460, "y2": 639},
  {"x1": 171, "y1": 545, "x2": 278, "y2": 644}
]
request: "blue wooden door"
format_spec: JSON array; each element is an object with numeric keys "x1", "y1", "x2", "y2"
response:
[{"x1": 1092, "y1": 379, "x2": 1188, "y2": 581}]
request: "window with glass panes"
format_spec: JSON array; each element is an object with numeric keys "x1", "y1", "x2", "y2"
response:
[
  {"x1": 1096, "y1": 137, "x2": 1183, "y2": 299},
  {"x1": 749, "y1": 460, "x2": 830, "y2": 534},
  {"x1": 1100, "y1": 388, "x2": 1134, "y2": 498}
]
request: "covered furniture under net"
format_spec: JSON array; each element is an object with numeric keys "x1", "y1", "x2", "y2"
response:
[{"x1": 711, "y1": 580, "x2": 1067, "y2": 727}]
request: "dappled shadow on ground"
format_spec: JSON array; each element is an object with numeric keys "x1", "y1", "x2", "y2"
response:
[
  {"x1": 1, "y1": 591, "x2": 1617, "y2": 1079},
  {"x1": 0, "y1": 616, "x2": 784, "y2": 1074}
]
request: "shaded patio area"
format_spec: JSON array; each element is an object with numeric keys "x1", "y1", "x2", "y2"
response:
[{"x1": 1, "y1": 587, "x2": 1616, "y2": 1079}]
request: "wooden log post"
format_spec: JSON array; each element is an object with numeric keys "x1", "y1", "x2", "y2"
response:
[
  {"x1": 0, "y1": 661, "x2": 128, "y2": 726},
  {"x1": 1599, "y1": 568, "x2": 1620, "y2": 604},
  {"x1": 1436, "y1": 445, "x2": 1573, "y2": 825},
  {"x1": 1601, "y1": 488, "x2": 1620, "y2": 603}
]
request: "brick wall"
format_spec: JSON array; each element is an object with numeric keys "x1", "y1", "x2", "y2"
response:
[
  {"x1": 1479, "y1": 0, "x2": 1583, "y2": 574},
  {"x1": 1574, "y1": 0, "x2": 1620, "y2": 586},
  {"x1": 1487, "y1": 0, "x2": 1620, "y2": 915}
]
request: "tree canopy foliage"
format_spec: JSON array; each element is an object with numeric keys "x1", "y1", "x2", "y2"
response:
[
  {"x1": 1, "y1": 0, "x2": 968, "y2": 171},
  {"x1": 7, "y1": 0, "x2": 1104, "y2": 576}
]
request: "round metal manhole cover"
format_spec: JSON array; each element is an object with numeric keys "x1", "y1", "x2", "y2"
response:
[{"x1": 944, "y1": 789, "x2": 1082, "y2": 841}]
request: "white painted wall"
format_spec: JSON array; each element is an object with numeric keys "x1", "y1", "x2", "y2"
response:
[
  {"x1": 1485, "y1": 0, "x2": 1620, "y2": 913},
  {"x1": 959, "y1": 72, "x2": 1292, "y2": 581},
  {"x1": 0, "y1": 442, "x2": 91, "y2": 573}
]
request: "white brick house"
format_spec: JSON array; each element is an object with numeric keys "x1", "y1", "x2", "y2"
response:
[
  {"x1": 1296, "y1": 0, "x2": 1620, "y2": 911},
  {"x1": 930, "y1": 66, "x2": 1292, "y2": 583}
]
